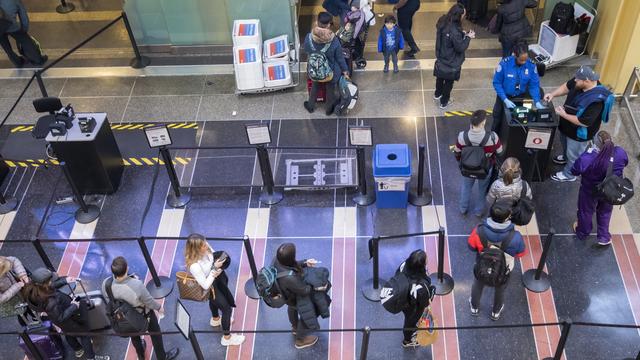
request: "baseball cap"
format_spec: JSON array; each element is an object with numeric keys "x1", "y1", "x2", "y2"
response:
[
  {"x1": 31, "y1": 268, "x2": 58, "y2": 284},
  {"x1": 575, "y1": 65, "x2": 599, "y2": 81}
]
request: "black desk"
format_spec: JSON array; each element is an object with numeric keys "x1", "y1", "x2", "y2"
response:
[{"x1": 46, "y1": 113, "x2": 123, "y2": 195}]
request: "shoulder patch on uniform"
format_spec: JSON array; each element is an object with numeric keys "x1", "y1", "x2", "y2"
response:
[{"x1": 496, "y1": 64, "x2": 502, "y2": 73}]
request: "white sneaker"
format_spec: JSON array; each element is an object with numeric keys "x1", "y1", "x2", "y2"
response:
[
  {"x1": 75, "y1": 350, "x2": 85, "y2": 358},
  {"x1": 433, "y1": 94, "x2": 442, "y2": 100},
  {"x1": 551, "y1": 171, "x2": 577, "y2": 182},
  {"x1": 210, "y1": 317, "x2": 221, "y2": 327},
  {"x1": 221, "y1": 334, "x2": 246, "y2": 346}
]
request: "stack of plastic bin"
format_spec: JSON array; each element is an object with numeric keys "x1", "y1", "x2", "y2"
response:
[{"x1": 232, "y1": 19, "x2": 263, "y2": 91}]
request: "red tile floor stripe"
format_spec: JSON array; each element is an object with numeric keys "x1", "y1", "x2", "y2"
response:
[
  {"x1": 612, "y1": 234, "x2": 640, "y2": 333},
  {"x1": 342, "y1": 237, "x2": 357, "y2": 359}
]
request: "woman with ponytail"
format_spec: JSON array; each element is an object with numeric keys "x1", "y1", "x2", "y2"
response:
[
  {"x1": 486, "y1": 157, "x2": 532, "y2": 213},
  {"x1": 570, "y1": 131, "x2": 628, "y2": 247}
]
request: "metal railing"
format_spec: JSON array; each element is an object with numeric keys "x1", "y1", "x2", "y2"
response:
[{"x1": 620, "y1": 66, "x2": 640, "y2": 142}]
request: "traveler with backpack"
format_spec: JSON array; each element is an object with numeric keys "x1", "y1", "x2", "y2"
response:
[
  {"x1": 454, "y1": 110, "x2": 504, "y2": 217},
  {"x1": 184, "y1": 233, "x2": 245, "y2": 346},
  {"x1": 101, "y1": 257, "x2": 179, "y2": 360},
  {"x1": 394, "y1": 0, "x2": 421, "y2": 58},
  {"x1": 571, "y1": 131, "x2": 629, "y2": 247},
  {"x1": 485, "y1": 157, "x2": 533, "y2": 223},
  {"x1": 273, "y1": 243, "x2": 323, "y2": 350},
  {"x1": 491, "y1": 41, "x2": 543, "y2": 133},
  {"x1": 23, "y1": 268, "x2": 109, "y2": 360},
  {"x1": 304, "y1": 12, "x2": 350, "y2": 116},
  {"x1": 468, "y1": 200, "x2": 526, "y2": 320},
  {"x1": 546, "y1": 66, "x2": 614, "y2": 183},
  {"x1": 377, "y1": 15, "x2": 404, "y2": 73},
  {"x1": 0, "y1": 0, "x2": 47, "y2": 67},
  {"x1": 496, "y1": 0, "x2": 538, "y2": 58},
  {"x1": 434, "y1": 3, "x2": 474, "y2": 109}
]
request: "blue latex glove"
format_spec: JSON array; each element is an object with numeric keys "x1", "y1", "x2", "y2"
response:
[
  {"x1": 504, "y1": 99, "x2": 516, "y2": 109},
  {"x1": 535, "y1": 101, "x2": 545, "y2": 109}
]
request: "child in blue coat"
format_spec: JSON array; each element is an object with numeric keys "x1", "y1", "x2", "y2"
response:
[{"x1": 378, "y1": 15, "x2": 404, "y2": 73}]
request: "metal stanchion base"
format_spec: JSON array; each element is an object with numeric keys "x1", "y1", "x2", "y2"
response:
[
  {"x1": 130, "y1": 56, "x2": 151, "y2": 69},
  {"x1": 522, "y1": 269, "x2": 551, "y2": 293},
  {"x1": 0, "y1": 197, "x2": 18, "y2": 214},
  {"x1": 361, "y1": 278, "x2": 387, "y2": 302},
  {"x1": 430, "y1": 273, "x2": 455, "y2": 295},
  {"x1": 352, "y1": 192, "x2": 375, "y2": 207},
  {"x1": 244, "y1": 279, "x2": 260, "y2": 300},
  {"x1": 146, "y1": 276, "x2": 174, "y2": 299},
  {"x1": 260, "y1": 190, "x2": 283, "y2": 205},
  {"x1": 74, "y1": 205, "x2": 100, "y2": 224},
  {"x1": 168, "y1": 190, "x2": 191, "y2": 208},
  {"x1": 56, "y1": 2, "x2": 75, "y2": 13},
  {"x1": 409, "y1": 191, "x2": 432, "y2": 206}
]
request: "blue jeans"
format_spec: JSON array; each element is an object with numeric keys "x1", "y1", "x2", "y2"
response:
[
  {"x1": 560, "y1": 132, "x2": 590, "y2": 178},
  {"x1": 459, "y1": 168, "x2": 493, "y2": 215}
]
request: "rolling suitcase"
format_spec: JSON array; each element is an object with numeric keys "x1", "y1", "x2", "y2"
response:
[
  {"x1": 307, "y1": 78, "x2": 327, "y2": 103},
  {"x1": 73, "y1": 279, "x2": 110, "y2": 331},
  {"x1": 16, "y1": 304, "x2": 65, "y2": 360},
  {"x1": 467, "y1": 0, "x2": 488, "y2": 23}
]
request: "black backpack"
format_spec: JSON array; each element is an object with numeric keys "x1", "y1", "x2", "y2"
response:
[
  {"x1": 549, "y1": 2, "x2": 576, "y2": 35},
  {"x1": 255, "y1": 266, "x2": 293, "y2": 308},
  {"x1": 596, "y1": 157, "x2": 634, "y2": 205},
  {"x1": 473, "y1": 226, "x2": 515, "y2": 287},
  {"x1": 511, "y1": 181, "x2": 535, "y2": 226},
  {"x1": 104, "y1": 278, "x2": 148, "y2": 336},
  {"x1": 380, "y1": 269, "x2": 411, "y2": 314},
  {"x1": 459, "y1": 131, "x2": 492, "y2": 179}
]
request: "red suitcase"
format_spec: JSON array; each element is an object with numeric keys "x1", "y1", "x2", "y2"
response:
[{"x1": 307, "y1": 78, "x2": 326, "y2": 103}]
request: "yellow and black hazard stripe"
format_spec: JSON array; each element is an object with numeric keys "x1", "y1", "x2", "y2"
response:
[
  {"x1": 10, "y1": 123, "x2": 198, "y2": 133},
  {"x1": 444, "y1": 110, "x2": 493, "y2": 117},
  {"x1": 4, "y1": 157, "x2": 191, "y2": 168}
]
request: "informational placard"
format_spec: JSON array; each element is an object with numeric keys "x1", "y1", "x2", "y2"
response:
[
  {"x1": 245, "y1": 124, "x2": 272, "y2": 145},
  {"x1": 376, "y1": 179, "x2": 406, "y2": 191},
  {"x1": 525, "y1": 128, "x2": 552, "y2": 150},
  {"x1": 144, "y1": 125, "x2": 172, "y2": 148},
  {"x1": 175, "y1": 299, "x2": 190, "y2": 340},
  {"x1": 349, "y1": 126, "x2": 373, "y2": 146}
]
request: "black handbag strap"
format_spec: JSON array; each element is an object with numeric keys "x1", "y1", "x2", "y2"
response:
[
  {"x1": 606, "y1": 156, "x2": 614, "y2": 177},
  {"x1": 105, "y1": 277, "x2": 116, "y2": 303},
  {"x1": 520, "y1": 181, "x2": 528, "y2": 199}
]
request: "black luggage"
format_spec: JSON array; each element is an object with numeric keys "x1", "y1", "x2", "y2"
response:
[
  {"x1": 549, "y1": 2, "x2": 575, "y2": 35},
  {"x1": 14, "y1": 31, "x2": 47, "y2": 65},
  {"x1": 73, "y1": 279, "x2": 111, "y2": 331},
  {"x1": 467, "y1": 0, "x2": 488, "y2": 23}
]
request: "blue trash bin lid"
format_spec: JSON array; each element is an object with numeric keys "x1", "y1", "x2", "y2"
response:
[{"x1": 373, "y1": 144, "x2": 411, "y2": 176}]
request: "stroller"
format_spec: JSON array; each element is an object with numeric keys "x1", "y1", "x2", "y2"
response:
[{"x1": 337, "y1": 0, "x2": 376, "y2": 72}]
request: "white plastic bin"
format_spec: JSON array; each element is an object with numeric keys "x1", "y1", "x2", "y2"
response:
[
  {"x1": 233, "y1": 46, "x2": 264, "y2": 91},
  {"x1": 263, "y1": 61, "x2": 292, "y2": 87},
  {"x1": 263, "y1": 35, "x2": 289, "y2": 62},
  {"x1": 232, "y1": 19, "x2": 262, "y2": 49}
]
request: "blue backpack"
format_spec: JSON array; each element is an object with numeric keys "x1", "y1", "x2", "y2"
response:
[{"x1": 256, "y1": 266, "x2": 293, "y2": 308}]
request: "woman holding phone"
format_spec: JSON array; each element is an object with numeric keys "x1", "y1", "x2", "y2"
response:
[{"x1": 184, "y1": 233, "x2": 245, "y2": 346}]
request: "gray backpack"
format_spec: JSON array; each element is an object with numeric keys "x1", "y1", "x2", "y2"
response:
[{"x1": 307, "y1": 34, "x2": 334, "y2": 82}]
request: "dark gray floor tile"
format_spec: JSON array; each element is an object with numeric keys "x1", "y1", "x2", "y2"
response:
[
  {"x1": 61, "y1": 77, "x2": 135, "y2": 97},
  {"x1": 0, "y1": 77, "x2": 65, "y2": 99},
  {"x1": 198, "y1": 94, "x2": 274, "y2": 121},
  {"x1": 132, "y1": 76, "x2": 206, "y2": 96},
  {"x1": 123, "y1": 95, "x2": 200, "y2": 123},
  {"x1": 351, "y1": 70, "x2": 422, "y2": 92},
  {"x1": 203, "y1": 74, "x2": 237, "y2": 95}
]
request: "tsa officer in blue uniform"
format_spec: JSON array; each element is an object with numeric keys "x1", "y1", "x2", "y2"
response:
[{"x1": 491, "y1": 41, "x2": 544, "y2": 133}]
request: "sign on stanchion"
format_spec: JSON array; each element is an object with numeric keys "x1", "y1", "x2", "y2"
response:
[
  {"x1": 246, "y1": 125, "x2": 282, "y2": 205},
  {"x1": 349, "y1": 126, "x2": 375, "y2": 206},
  {"x1": 175, "y1": 299, "x2": 205, "y2": 360},
  {"x1": 429, "y1": 227, "x2": 455, "y2": 295},
  {"x1": 409, "y1": 144, "x2": 432, "y2": 206},
  {"x1": 522, "y1": 230, "x2": 555, "y2": 293}
]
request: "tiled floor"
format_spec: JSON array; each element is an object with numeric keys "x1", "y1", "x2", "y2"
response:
[{"x1": 0, "y1": 63, "x2": 639, "y2": 360}]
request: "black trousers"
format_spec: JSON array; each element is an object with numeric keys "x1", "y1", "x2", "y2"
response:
[
  {"x1": 209, "y1": 286, "x2": 233, "y2": 336},
  {"x1": 131, "y1": 311, "x2": 167, "y2": 360},
  {"x1": 66, "y1": 335, "x2": 95, "y2": 359},
  {"x1": 397, "y1": 4, "x2": 420, "y2": 52},
  {"x1": 287, "y1": 306, "x2": 310, "y2": 341},
  {"x1": 402, "y1": 307, "x2": 423, "y2": 342},
  {"x1": 435, "y1": 77, "x2": 455, "y2": 106},
  {"x1": 0, "y1": 31, "x2": 23, "y2": 66}
]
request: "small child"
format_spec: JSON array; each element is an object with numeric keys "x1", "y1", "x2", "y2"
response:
[{"x1": 377, "y1": 15, "x2": 404, "y2": 73}]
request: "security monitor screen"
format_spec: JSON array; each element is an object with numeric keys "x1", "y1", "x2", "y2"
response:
[{"x1": 540, "y1": 25, "x2": 556, "y2": 55}]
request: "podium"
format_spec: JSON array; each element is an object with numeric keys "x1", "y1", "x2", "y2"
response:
[
  {"x1": 497, "y1": 101, "x2": 558, "y2": 182},
  {"x1": 46, "y1": 113, "x2": 123, "y2": 195}
]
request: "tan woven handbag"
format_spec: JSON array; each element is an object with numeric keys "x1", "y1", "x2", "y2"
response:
[{"x1": 176, "y1": 271, "x2": 211, "y2": 301}]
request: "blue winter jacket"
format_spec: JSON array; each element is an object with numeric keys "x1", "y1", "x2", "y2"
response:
[
  {"x1": 377, "y1": 25, "x2": 404, "y2": 53},
  {"x1": 493, "y1": 56, "x2": 541, "y2": 104},
  {"x1": 468, "y1": 218, "x2": 527, "y2": 258}
]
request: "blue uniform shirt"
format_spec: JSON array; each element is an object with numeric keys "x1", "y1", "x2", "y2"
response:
[{"x1": 492, "y1": 56, "x2": 541, "y2": 104}]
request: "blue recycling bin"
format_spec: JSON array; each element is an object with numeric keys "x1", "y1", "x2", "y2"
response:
[{"x1": 373, "y1": 144, "x2": 411, "y2": 208}]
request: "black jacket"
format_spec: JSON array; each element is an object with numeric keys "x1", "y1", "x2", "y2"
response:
[
  {"x1": 303, "y1": 267, "x2": 332, "y2": 319},
  {"x1": 32, "y1": 291, "x2": 88, "y2": 332},
  {"x1": 398, "y1": 263, "x2": 436, "y2": 314},
  {"x1": 434, "y1": 21, "x2": 470, "y2": 81},
  {"x1": 274, "y1": 260, "x2": 319, "y2": 330},
  {"x1": 498, "y1": 0, "x2": 538, "y2": 43}
]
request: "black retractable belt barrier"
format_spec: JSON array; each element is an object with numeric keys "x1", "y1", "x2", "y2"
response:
[
  {"x1": 56, "y1": 0, "x2": 75, "y2": 14},
  {"x1": 160, "y1": 147, "x2": 191, "y2": 208},
  {"x1": 60, "y1": 161, "x2": 100, "y2": 224},
  {"x1": 522, "y1": 230, "x2": 554, "y2": 293},
  {"x1": 256, "y1": 145, "x2": 283, "y2": 205},
  {"x1": 544, "y1": 319, "x2": 572, "y2": 360},
  {"x1": 409, "y1": 145, "x2": 432, "y2": 206},
  {"x1": 359, "y1": 327, "x2": 371, "y2": 360},
  {"x1": 138, "y1": 236, "x2": 174, "y2": 299},
  {"x1": 20, "y1": 331, "x2": 45, "y2": 360},
  {"x1": 35, "y1": 72, "x2": 48, "y2": 98},
  {"x1": 121, "y1": 11, "x2": 151, "y2": 69},
  {"x1": 243, "y1": 236, "x2": 261, "y2": 299},
  {"x1": 429, "y1": 227, "x2": 455, "y2": 295},
  {"x1": 352, "y1": 147, "x2": 375, "y2": 206},
  {"x1": 32, "y1": 239, "x2": 55, "y2": 272},
  {"x1": 189, "y1": 327, "x2": 205, "y2": 360}
]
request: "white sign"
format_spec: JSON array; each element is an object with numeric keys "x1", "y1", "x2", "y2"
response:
[
  {"x1": 349, "y1": 126, "x2": 373, "y2": 146},
  {"x1": 144, "y1": 125, "x2": 172, "y2": 148},
  {"x1": 525, "y1": 128, "x2": 552, "y2": 150},
  {"x1": 175, "y1": 299, "x2": 190, "y2": 340},
  {"x1": 377, "y1": 179, "x2": 406, "y2": 191},
  {"x1": 246, "y1": 124, "x2": 272, "y2": 145}
]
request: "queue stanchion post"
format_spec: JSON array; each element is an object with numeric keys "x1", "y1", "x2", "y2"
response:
[
  {"x1": 429, "y1": 227, "x2": 454, "y2": 295},
  {"x1": 35, "y1": 71, "x2": 48, "y2": 98},
  {"x1": 56, "y1": 0, "x2": 75, "y2": 14},
  {"x1": 189, "y1": 327, "x2": 205, "y2": 360},
  {"x1": 543, "y1": 319, "x2": 572, "y2": 360},
  {"x1": 0, "y1": 191, "x2": 18, "y2": 214},
  {"x1": 160, "y1": 146, "x2": 191, "y2": 208},
  {"x1": 32, "y1": 238, "x2": 55, "y2": 272},
  {"x1": 60, "y1": 161, "x2": 100, "y2": 224},
  {"x1": 359, "y1": 326, "x2": 371, "y2": 360},
  {"x1": 352, "y1": 146, "x2": 375, "y2": 206},
  {"x1": 121, "y1": 11, "x2": 151, "y2": 69},
  {"x1": 242, "y1": 236, "x2": 261, "y2": 300},
  {"x1": 138, "y1": 236, "x2": 173, "y2": 299},
  {"x1": 20, "y1": 331, "x2": 45, "y2": 360},
  {"x1": 257, "y1": 145, "x2": 283, "y2": 205},
  {"x1": 523, "y1": 229, "x2": 554, "y2": 293},
  {"x1": 409, "y1": 144, "x2": 432, "y2": 206},
  {"x1": 362, "y1": 237, "x2": 386, "y2": 302}
]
